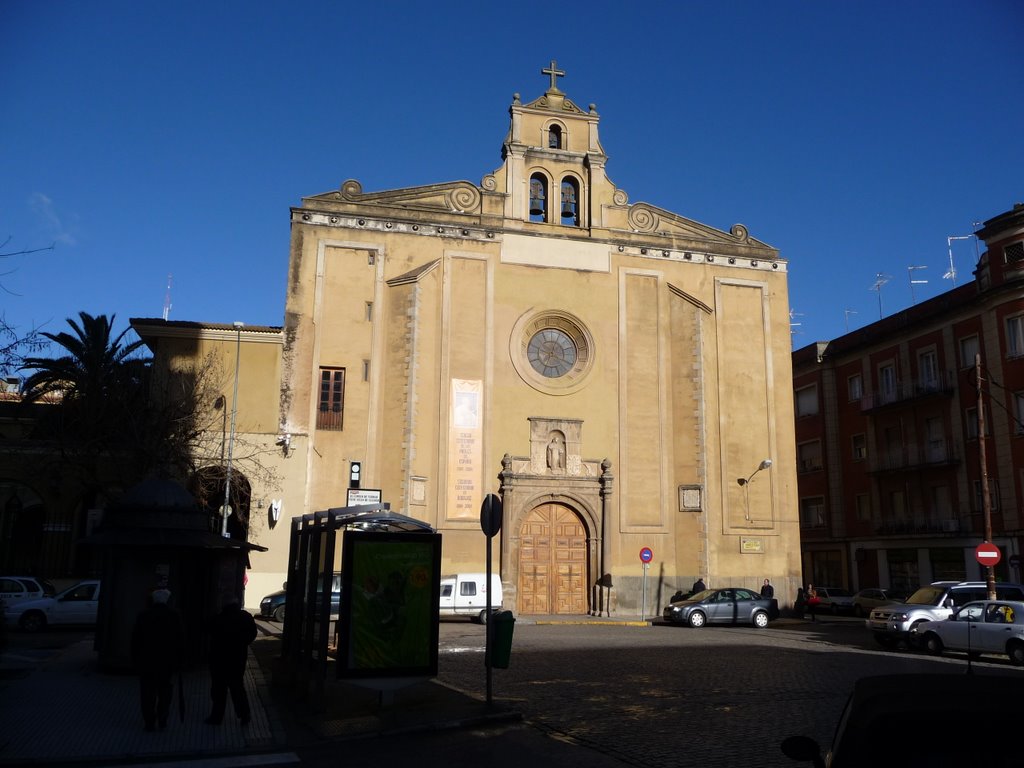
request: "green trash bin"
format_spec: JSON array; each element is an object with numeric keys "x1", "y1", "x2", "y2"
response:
[{"x1": 490, "y1": 610, "x2": 515, "y2": 669}]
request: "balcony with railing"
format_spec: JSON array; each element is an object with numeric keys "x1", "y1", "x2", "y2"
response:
[
  {"x1": 874, "y1": 516, "x2": 964, "y2": 536},
  {"x1": 797, "y1": 458, "x2": 824, "y2": 474},
  {"x1": 866, "y1": 441, "x2": 960, "y2": 473},
  {"x1": 860, "y1": 371, "x2": 956, "y2": 412}
]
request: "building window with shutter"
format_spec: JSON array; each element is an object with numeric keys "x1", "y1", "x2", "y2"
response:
[
  {"x1": 973, "y1": 479, "x2": 1000, "y2": 512},
  {"x1": 855, "y1": 494, "x2": 871, "y2": 522},
  {"x1": 800, "y1": 497, "x2": 826, "y2": 528},
  {"x1": 1004, "y1": 240, "x2": 1023, "y2": 266},
  {"x1": 798, "y1": 440, "x2": 823, "y2": 473},
  {"x1": 795, "y1": 384, "x2": 818, "y2": 417},
  {"x1": 848, "y1": 373, "x2": 862, "y2": 402},
  {"x1": 879, "y1": 363, "x2": 897, "y2": 404},
  {"x1": 317, "y1": 367, "x2": 345, "y2": 430},
  {"x1": 852, "y1": 434, "x2": 866, "y2": 461},
  {"x1": 959, "y1": 335, "x2": 979, "y2": 369},
  {"x1": 1007, "y1": 314, "x2": 1024, "y2": 358}
]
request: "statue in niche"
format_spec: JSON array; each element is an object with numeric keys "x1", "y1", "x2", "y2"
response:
[{"x1": 546, "y1": 433, "x2": 566, "y2": 472}]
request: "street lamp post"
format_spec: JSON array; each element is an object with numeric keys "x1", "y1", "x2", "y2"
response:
[
  {"x1": 220, "y1": 321, "x2": 244, "y2": 538},
  {"x1": 737, "y1": 458, "x2": 773, "y2": 521}
]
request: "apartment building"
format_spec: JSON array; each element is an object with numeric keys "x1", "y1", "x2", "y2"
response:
[{"x1": 792, "y1": 203, "x2": 1024, "y2": 593}]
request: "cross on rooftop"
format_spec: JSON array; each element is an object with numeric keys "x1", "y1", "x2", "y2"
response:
[{"x1": 542, "y1": 59, "x2": 565, "y2": 91}]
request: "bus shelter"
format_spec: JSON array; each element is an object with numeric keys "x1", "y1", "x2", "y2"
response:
[{"x1": 279, "y1": 503, "x2": 437, "y2": 703}]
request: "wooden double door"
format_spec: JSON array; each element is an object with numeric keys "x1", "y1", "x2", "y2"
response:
[{"x1": 518, "y1": 503, "x2": 587, "y2": 615}]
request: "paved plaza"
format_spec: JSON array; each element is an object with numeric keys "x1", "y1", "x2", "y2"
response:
[{"x1": 1, "y1": 615, "x2": 1020, "y2": 767}]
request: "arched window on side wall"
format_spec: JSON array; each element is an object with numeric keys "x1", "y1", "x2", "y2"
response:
[
  {"x1": 560, "y1": 178, "x2": 580, "y2": 226},
  {"x1": 529, "y1": 174, "x2": 548, "y2": 223},
  {"x1": 548, "y1": 125, "x2": 562, "y2": 149}
]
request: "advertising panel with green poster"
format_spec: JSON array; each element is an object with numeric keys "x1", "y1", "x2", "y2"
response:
[{"x1": 338, "y1": 531, "x2": 441, "y2": 679}]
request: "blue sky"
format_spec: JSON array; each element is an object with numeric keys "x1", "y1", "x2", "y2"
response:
[{"x1": 3, "y1": 1, "x2": 1022, "y2": 359}]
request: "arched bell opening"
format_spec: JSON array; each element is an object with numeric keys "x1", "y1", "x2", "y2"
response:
[
  {"x1": 529, "y1": 174, "x2": 548, "y2": 223},
  {"x1": 560, "y1": 177, "x2": 580, "y2": 226}
]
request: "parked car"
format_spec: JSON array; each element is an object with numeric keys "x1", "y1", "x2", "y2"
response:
[
  {"x1": 813, "y1": 586, "x2": 855, "y2": 614},
  {"x1": 663, "y1": 587, "x2": 775, "y2": 628},
  {"x1": 259, "y1": 586, "x2": 288, "y2": 622},
  {"x1": 914, "y1": 600, "x2": 1024, "y2": 665},
  {"x1": 439, "y1": 573, "x2": 503, "y2": 623},
  {"x1": 852, "y1": 587, "x2": 905, "y2": 617},
  {"x1": 867, "y1": 580, "x2": 1024, "y2": 648},
  {"x1": 260, "y1": 573, "x2": 341, "y2": 623},
  {"x1": 0, "y1": 576, "x2": 55, "y2": 611},
  {"x1": 4, "y1": 580, "x2": 100, "y2": 632},
  {"x1": 781, "y1": 673, "x2": 1021, "y2": 767}
]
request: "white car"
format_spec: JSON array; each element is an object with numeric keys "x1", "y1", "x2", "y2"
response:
[
  {"x1": 4, "y1": 580, "x2": 101, "y2": 632},
  {"x1": 0, "y1": 576, "x2": 55, "y2": 609},
  {"x1": 914, "y1": 599, "x2": 1024, "y2": 665}
]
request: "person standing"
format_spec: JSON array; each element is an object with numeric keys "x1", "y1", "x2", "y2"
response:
[
  {"x1": 691, "y1": 576, "x2": 706, "y2": 595},
  {"x1": 131, "y1": 588, "x2": 185, "y2": 732},
  {"x1": 204, "y1": 600, "x2": 258, "y2": 726},
  {"x1": 760, "y1": 579, "x2": 775, "y2": 599},
  {"x1": 806, "y1": 584, "x2": 819, "y2": 622}
]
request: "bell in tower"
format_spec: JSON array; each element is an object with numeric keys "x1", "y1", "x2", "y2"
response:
[
  {"x1": 530, "y1": 177, "x2": 547, "y2": 219},
  {"x1": 561, "y1": 180, "x2": 578, "y2": 223}
]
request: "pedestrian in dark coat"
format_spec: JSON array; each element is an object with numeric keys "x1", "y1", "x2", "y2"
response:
[
  {"x1": 131, "y1": 588, "x2": 185, "y2": 732},
  {"x1": 204, "y1": 601, "x2": 258, "y2": 726},
  {"x1": 760, "y1": 579, "x2": 775, "y2": 599},
  {"x1": 691, "y1": 577, "x2": 707, "y2": 594}
]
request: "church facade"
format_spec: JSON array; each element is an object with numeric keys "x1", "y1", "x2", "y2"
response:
[{"x1": 269, "y1": 65, "x2": 802, "y2": 615}]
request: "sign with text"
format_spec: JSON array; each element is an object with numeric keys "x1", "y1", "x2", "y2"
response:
[
  {"x1": 347, "y1": 488, "x2": 382, "y2": 506},
  {"x1": 447, "y1": 379, "x2": 482, "y2": 520},
  {"x1": 740, "y1": 537, "x2": 765, "y2": 554}
]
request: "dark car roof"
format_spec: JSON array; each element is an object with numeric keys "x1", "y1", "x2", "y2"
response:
[{"x1": 830, "y1": 674, "x2": 1020, "y2": 766}]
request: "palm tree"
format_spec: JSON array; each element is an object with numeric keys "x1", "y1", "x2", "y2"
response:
[
  {"x1": 17, "y1": 312, "x2": 152, "y2": 572},
  {"x1": 20, "y1": 311, "x2": 149, "y2": 408}
]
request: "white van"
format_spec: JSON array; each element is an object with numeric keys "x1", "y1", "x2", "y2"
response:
[{"x1": 439, "y1": 573, "x2": 503, "y2": 623}]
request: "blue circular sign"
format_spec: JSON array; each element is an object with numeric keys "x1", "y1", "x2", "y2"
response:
[{"x1": 639, "y1": 547, "x2": 653, "y2": 563}]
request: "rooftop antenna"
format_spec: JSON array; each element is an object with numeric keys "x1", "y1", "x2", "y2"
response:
[
  {"x1": 946, "y1": 234, "x2": 980, "y2": 286},
  {"x1": 844, "y1": 308, "x2": 857, "y2": 333},
  {"x1": 162, "y1": 273, "x2": 173, "y2": 321},
  {"x1": 789, "y1": 309, "x2": 804, "y2": 336},
  {"x1": 869, "y1": 273, "x2": 892, "y2": 320},
  {"x1": 908, "y1": 265, "x2": 928, "y2": 304}
]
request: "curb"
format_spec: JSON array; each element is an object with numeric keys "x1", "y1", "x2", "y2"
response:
[{"x1": 531, "y1": 619, "x2": 651, "y2": 627}]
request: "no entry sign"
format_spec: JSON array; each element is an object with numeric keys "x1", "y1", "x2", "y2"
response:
[{"x1": 976, "y1": 542, "x2": 1002, "y2": 567}]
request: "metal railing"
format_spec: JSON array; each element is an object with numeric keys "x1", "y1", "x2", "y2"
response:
[{"x1": 860, "y1": 371, "x2": 956, "y2": 411}]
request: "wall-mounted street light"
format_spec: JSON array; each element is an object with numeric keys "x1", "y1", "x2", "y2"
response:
[
  {"x1": 220, "y1": 321, "x2": 244, "y2": 538},
  {"x1": 737, "y1": 458, "x2": 773, "y2": 521}
]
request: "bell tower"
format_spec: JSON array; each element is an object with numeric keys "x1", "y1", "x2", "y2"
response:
[{"x1": 488, "y1": 60, "x2": 614, "y2": 229}]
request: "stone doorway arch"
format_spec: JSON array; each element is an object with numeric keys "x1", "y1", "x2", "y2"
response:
[
  {"x1": 498, "y1": 437, "x2": 614, "y2": 616},
  {"x1": 518, "y1": 502, "x2": 588, "y2": 614}
]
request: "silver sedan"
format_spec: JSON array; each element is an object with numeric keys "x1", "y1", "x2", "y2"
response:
[
  {"x1": 662, "y1": 587, "x2": 775, "y2": 628},
  {"x1": 914, "y1": 599, "x2": 1024, "y2": 665}
]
